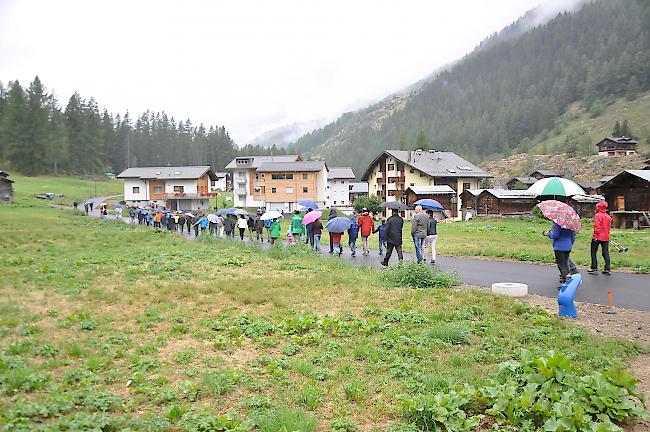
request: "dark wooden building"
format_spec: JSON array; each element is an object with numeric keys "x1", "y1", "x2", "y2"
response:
[
  {"x1": 530, "y1": 169, "x2": 559, "y2": 180},
  {"x1": 472, "y1": 189, "x2": 536, "y2": 216},
  {"x1": 567, "y1": 194, "x2": 605, "y2": 219},
  {"x1": 506, "y1": 176, "x2": 537, "y2": 190},
  {"x1": 0, "y1": 171, "x2": 14, "y2": 203},
  {"x1": 598, "y1": 170, "x2": 650, "y2": 229},
  {"x1": 576, "y1": 181, "x2": 602, "y2": 195},
  {"x1": 405, "y1": 185, "x2": 456, "y2": 218},
  {"x1": 596, "y1": 136, "x2": 638, "y2": 157},
  {"x1": 460, "y1": 189, "x2": 483, "y2": 218}
]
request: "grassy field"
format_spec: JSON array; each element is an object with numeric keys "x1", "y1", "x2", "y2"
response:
[
  {"x1": 10, "y1": 174, "x2": 124, "y2": 207},
  {"x1": 0, "y1": 181, "x2": 647, "y2": 431}
]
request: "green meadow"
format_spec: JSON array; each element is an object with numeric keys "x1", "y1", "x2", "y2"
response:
[{"x1": 0, "y1": 177, "x2": 647, "y2": 431}]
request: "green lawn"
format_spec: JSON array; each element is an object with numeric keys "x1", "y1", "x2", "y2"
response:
[
  {"x1": 10, "y1": 174, "x2": 124, "y2": 207},
  {"x1": 0, "y1": 183, "x2": 647, "y2": 431}
]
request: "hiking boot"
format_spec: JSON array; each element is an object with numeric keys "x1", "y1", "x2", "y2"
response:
[
  {"x1": 602, "y1": 270, "x2": 611, "y2": 275},
  {"x1": 351, "y1": 252, "x2": 356, "y2": 257},
  {"x1": 430, "y1": 260, "x2": 436, "y2": 265},
  {"x1": 587, "y1": 268, "x2": 598, "y2": 274},
  {"x1": 380, "y1": 260, "x2": 387, "y2": 266}
]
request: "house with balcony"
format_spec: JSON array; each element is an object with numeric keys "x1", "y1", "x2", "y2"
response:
[
  {"x1": 349, "y1": 182, "x2": 369, "y2": 205},
  {"x1": 116, "y1": 166, "x2": 218, "y2": 211},
  {"x1": 326, "y1": 167, "x2": 356, "y2": 209},
  {"x1": 224, "y1": 155, "x2": 301, "y2": 208},
  {"x1": 361, "y1": 150, "x2": 493, "y2": 219},
  {"x1": 596, "y1": 136, "x2": 637, "y2": 157},
  {"x1": 253, "y1": 161, "x2": 328, "y2": 212}
]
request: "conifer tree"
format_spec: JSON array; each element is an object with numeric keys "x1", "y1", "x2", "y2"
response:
[
  {"x1": 612, "y1": 121, "x2": 622, "y2": 137},
  {"x1": 2, "y1": 81, "x2": 30, "y2": 173}
]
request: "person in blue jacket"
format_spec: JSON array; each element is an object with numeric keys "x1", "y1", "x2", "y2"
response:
[
  {"x1": 545, "y1": 222, "x2": 577, "y2": 283},
  {"x1": 348, "y1": 216, "x2": 359, "y2": 257},
  {"x1": 194, "y1": 214, "x2": 209, "y2": 236},
  {"x1": 373, "y1": 218, "x2": 387, "y2": 255}
]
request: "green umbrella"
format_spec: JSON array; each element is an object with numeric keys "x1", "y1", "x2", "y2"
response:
[{"x1": 527, "y1": 177, "x2": 585, "y2": 197}]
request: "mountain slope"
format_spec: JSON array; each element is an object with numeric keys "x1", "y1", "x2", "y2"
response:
[{"x1": 294, "y1": 0, "x2": 650, "y2": 177}]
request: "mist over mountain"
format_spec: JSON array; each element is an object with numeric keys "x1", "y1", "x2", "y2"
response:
[{"x1": 292, "y1": 0, "x2": 649, "y2": 177}]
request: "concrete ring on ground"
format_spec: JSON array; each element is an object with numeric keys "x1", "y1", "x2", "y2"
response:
[{"x1": 491, "y1": 282, "x2": 528, "y2": 297}]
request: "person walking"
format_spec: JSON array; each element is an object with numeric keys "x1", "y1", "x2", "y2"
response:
[
  {"x1": 331, "y1": 232, "x2": 343, "y2": 256},
  {"x1": 129, "y1": 207, "x2": 136, "y2": 224},
  {"x1": 215, "y1": 214, "x2": 224, "y2": 237},
  {"x1": 304, "y1": 208, "x2": 314, "y2": 247},
  {"x1": 264, "y1": 218, "x2": 272, "y2": 242},
  {"x1": 312, "y1": 217, "x2": 323, "y2": 252},
  {"x1": 144, "y1": 211, "x2": 152, "y2": 226},
  {"x1": 373, "y1": 218, "x2": 387, "y2": 255},
  {"x1": 545, "y1": 222, "x2": 577, "y2": 283},
  {"x1": 185, "y1": 214, "x2": 192, "y2": 233},
  {"x1": 138, "y1": 208, "x2": 144, "y2": 225},
  {"x1": 194, "y1": 214, "x2": 208, "y2": 235},
  {"x1": 237, "y1": 215, "x2": 248, "y2": 240},
  {"x1": 247, "y1": 215, "x2": 255, "y2": 240},
  {"x1": 424, "y1": 210, "x2": 438, "y2": 264},
  {"x1": 357, "y1": 208, "x2": 375, "y2": 256},
  {"x1": 327, "y1": 208, "x2": 338, "y2": 253},
  {"x1": 348, "y1": 217, "x2": 359, "y2": 257},
  {"x1": 224, "y1": 215, "x2": 234, "y2": 237},
  {"x1": 411, "y1": 205, "x2": 428, "y2": 263},
  {"x1": 89, "y1": 201, "x2": 94, "y2": 212},
  {"x1": 290, "y1": 210, "x2": 304, "y2": 244},
  {"x1": 589, "y1": 201, "x2": 612, "y2": 275},
  {"x1": 154, "y1": 212, "x2": 162, "y2": 228},
  {"x1": 115, "y1": 206, "x2": 123, "y2": 220},
  {"x1": 381, "y1": 209, "x2": 404, "y2": 266},
  {"x1": 255, "y1": 214, "x2": 264, "y2": 242},
  {"x1": 84, "y1": 202, "x2": 89, "y2": 215},
  {"x1": 178, "y1": 214, "x2": 186, "y2": 233},
  {"x1": 167, "y1": 213, "x2": 177, "y2": 231},
  {"x1": 270, "y1": 218, "x2": 281, "y2": 245}
]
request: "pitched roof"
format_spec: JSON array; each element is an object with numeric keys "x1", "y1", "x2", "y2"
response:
[
  {"x1": 531, "y1": 169, "x2": 559, "y2": 176},
  {"x1": 327, "y1": 167, "x2": 355, "y2": 180},
  {"x1": 256, "y1": 161, "x2": 326, "y2": 173},
  {"x1": 405, "y1": 185, "x2": 455, "y2": 195},
  {"x1": 576, "y1": 181, "x2": 602, "y2": 190},
  {"x1": 116, "y1": 166, "x2": 217, "y2": 180},
  {"x1": 462, "y1": 189, "x2": 484, "y2": 197},
  {"x1": 349, "y1": 182, "x2": 369, "y2": 193},
  {"x1": 483, "y1": 189, "x2": 537, "y2": 199},
  {"x1": 361, "y1": 150, "x2": 492, "y2": 180},
  {"x1": 570, "y1": 194, "x2": 605, "y2": 203},
  {"x1": 507, "y1": 176, "x2": 537, "y2": 185},
  {"x1": 602, "y1": 136, "x2": 638, "y2": 145},
  {"x1": 598, "y1": 170, "x2": 650, "y2": 189},
  {"x1": 224, "y1": 155, "x2": 300, "y2": 170}
]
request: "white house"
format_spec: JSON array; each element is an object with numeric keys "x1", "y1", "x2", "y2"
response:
[
  {"x1": 212, "y1": 172, "x2": 228, "y2": 192},
  {"x1": 224, "y1": 155, "x2": 301, "y2": 208},
  {"x1": 326, "y1": 167, "x2": 356, "y2": 209},
  {"x1": 116, "y1": 166, "x2": 218, "y2": 211}
]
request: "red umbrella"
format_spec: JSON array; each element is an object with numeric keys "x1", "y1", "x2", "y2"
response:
[{"x1": 537, "y1": 200, "x2": 581, "y2": 232}]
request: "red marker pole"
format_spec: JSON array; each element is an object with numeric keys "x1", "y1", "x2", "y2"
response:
[{"x1": 604, "y1": 290, "x2": 617, "y2": 314}]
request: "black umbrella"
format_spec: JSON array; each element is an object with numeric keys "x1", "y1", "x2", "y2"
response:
[{"x1": 380, "y1": 201, "x2": 407, "y2": 210}]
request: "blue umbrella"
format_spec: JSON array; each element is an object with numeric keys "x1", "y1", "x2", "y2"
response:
[
  {"x1": 216, "y1": 207, "x2": 237, "y2": 215},
  {"x1": 414, "y1": 199, "x2": 445, "y2": 211},
  {"x1": 297, "y1": 199, "x2": 319, "y2": 210},
  {"x1": 325, "y1": 216, "x2": 352, "y2": 233}
]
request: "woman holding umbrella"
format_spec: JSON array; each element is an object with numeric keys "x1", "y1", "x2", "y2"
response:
[{"x1": 538, "y1": 200, "x2": 581, "y2": 283}]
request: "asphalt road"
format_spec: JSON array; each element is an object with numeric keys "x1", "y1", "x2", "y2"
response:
[{"x1": 85, "y1": 196, "x2": 650, "y2": 311}]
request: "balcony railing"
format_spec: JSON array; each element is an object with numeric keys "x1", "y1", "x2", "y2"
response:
[{"x1": 164, "y1": 192, "x2": 216, "y2": 199}]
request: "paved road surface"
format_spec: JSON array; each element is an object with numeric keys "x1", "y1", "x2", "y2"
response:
[{"x1": 85, "y1": 197, "x2": 650, "y2": 312}]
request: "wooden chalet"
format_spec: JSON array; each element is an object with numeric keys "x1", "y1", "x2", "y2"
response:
[
  {"x1": 465, "y1": 189, "x2": 536, "y2": 216},
  {"x1": 0, "y1": 171, "x2": 14, "y2": 203},
  {"x1": 459, "y1": 189, "x2": 483, "y2": 218},
  {"x1": 506, "y1": 176, "x2": 537, "y2": 190},
  {"x1": 567, "y1": 194, "x2": 605, "y2": 219},
  {"x1": 596, "y1": 136, "x2": 637, "y2": 157},
  {"x1": 576, "y1": 181, "x2": 601, "y2": 195},
  {"x1": 405, "y1": 185, "x2": 456, "y2": 218},
  {"x1": 598, "y1": 170, "x2": 650, "y2": 229},
  {"x1": 530, "y1": 169, "x2": 559, "y2": 180}
]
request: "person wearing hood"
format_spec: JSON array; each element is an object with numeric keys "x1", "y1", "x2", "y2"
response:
[
  {"x1": 270, "y1": 218, "x2": 281, "y2": 244},
  {"x1": 545, "y1": 222, "x2": 577, "y2": 283},
  {"x1": 290, "y1": 210, "x2": 305, "y2": 244},
  {"x1": 357, "y1": 208, "x2": 375, "y2": 256},
  {"x1": 194, "y1": 214, "x2": 208, "y2": 236},
  {"x1": 381, "y1": 209, "x2": 404, "y2": 266},
  {"x1": 327, "y1": 208, "x2": 338, "y2": 254},
  {"x1": 254, "y1": 213, "x2": 264, "y2": 242},
  {"x1": 589, "y1": 201, "x2": 612, "y2": 275},
  {"x1": 348, "y1": 216, "x2": 359, "y2": 257}
]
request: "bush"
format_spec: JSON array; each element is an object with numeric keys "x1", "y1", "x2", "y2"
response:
[{"x1": 380, "y1": 261, "x2": 460, "y2": 289}]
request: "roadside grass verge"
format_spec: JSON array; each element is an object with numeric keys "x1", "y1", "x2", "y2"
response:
[{"x1": 0, "y1": 197, "x2": 647, "y2": 430}]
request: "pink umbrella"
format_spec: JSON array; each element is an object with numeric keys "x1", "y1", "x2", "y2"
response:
[
  {"x1": 537, "y1": 200, "x2": 581, "y2": 232},
  {"x1": 302, "y1": 210, "x2": 322, "y2": 225}
]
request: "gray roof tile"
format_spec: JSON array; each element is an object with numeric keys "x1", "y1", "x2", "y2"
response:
[
  {"x1": 224, "y1": 155, "x2": 300, "y2": 170},
  {"x1": 327, "y1": 167, "x2": 355, "y2": 179},
  {"x1": 257, "y1": 161, "x2": 326, "y2": 172},
  {"x1": 116, "y1": 166, "x2": 216, "y2": 180}
]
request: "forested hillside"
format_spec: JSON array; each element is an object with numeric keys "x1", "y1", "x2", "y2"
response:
[
  {"x1": 294, "y1": 0, "x2": 650, "y2": 176},
  {"x1": 0, "y1": 78, "x2": 293, "y2": 176}
]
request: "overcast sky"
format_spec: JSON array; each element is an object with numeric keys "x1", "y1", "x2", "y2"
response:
[{"x1": 0, "y1": 0, "x2": 580, "y2": 144}]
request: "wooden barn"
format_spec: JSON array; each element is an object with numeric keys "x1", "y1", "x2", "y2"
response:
[
  {"x1": 530, "y1": 169, "x2": 559, "y2": 180},
  {"x1": 505, "y1": 176, "x2": 537, "y2": 190},
  {"x1": 460, "y1": 189, "x2": 483, "y2": 218},
  {"x1": 0, "y1": 171, "x2": 14, "y2": 203},
  {"x1": 567, "y1": 194, "x2": 605, "y2": 219},
  {"x1": 473, "y1": 189, "x2": 536, "y2": 216},
  {"x1": 405, "y1": 185, "x2": 456, "y2": 218},
  {"x1": 598, "y1": 170, "x2": 650, "y2": 229}
]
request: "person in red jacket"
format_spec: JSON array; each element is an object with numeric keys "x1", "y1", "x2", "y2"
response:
[
  {"x1": 357, "y1": 208, "x2": 375, "y2": 256},
  {"x1": 589, "y1": 201, "x2": 612, "y2": 275}
]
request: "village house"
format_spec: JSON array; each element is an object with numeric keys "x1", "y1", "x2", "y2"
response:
[
  {"x1": 249, "y1": 161, "x2": 328, "y2": 212},
  {"x1": 505, "y1": 176, "x2": 537, "y2": 190},
  {"x1": 212, "y1": 172, "x2": 228, "y2": 192},
  {"x1": 326, "y1": 167, "x2": 356, "y2": 209},
  {"x1": 596, "y1": 136, "x2": 637, "y2": 157},
  {"x1": 404, "y1": 185, "x2": 456, "y2": 217},
  {"x1": 117, "y1": 166, "x2": 219, "y2": 211},
  {"x1": 0, "y1": 171, "x2": 14, "y2": 203},
  {"x1": 361, "y1": 149, "x2": 492, "y2": 219},
  {"x1": 224, "y1": 155, "x2": 301, "y2": 208},
  {"x1": 348, "y1": 182, "x2": 369, "y2": 205},
  {"x1": 459, "y1": 189, "x2": 483, "y2": 218},
  {"x1": 461, "y1": 189, "x2": 537, "y2": 217},
  {"x1": 598, "y1": 170, "x2": 650, "y2": 229},
  {"x1": 530, "y1": 169, "x2": 560, "y2": 180}
]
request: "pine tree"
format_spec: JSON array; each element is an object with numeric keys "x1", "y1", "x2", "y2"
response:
[
  {"x1": 620, "y1": 120, "x2": 632, "y2": 137},
  {"x1": 625, "y1": 75, "x2": 640, "y2": 101},
  {"x1": 64, "y1": 93, "x2": 85, "y2": 174},
  {"x1": 612, "y1": 121, "x2": 622, "y2": 137},
  {"x1": 414, "y1": 131, "x2": 430, "y2": 150},
  {"x1": 2, "y1": 81, "x2": 30, "y2": 174},
  {"x1": 22, "y1": 76, "x2": 50, "y2": 175}
]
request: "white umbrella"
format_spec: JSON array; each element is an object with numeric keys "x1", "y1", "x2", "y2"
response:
[
  {"x1": 234, "y1": 209, "x2": 248, "y2": 216},
  {"x1": 207, "y1": 213, "x2": 219, "y2": 223},
  {"x1": 527, "y1": 177, "x2": 585, "y2": 197},
  {"x1": 260, "y1": 210, "x2": 283, "y2": 221},
  {"x1": 185, "y1": 212, "x2": 196, "y2": 218}
]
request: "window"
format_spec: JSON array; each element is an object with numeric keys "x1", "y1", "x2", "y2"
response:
[
  {"x1": 302, "y1": 173, "x2": 308, "y2": 180},
  {"x1": 334, "y1": 201, "x2": 337, "y2": 204},
  {"x1": 271, "y1": 173, "x2": 295, "y2": 180},
  {"x1": 349, "y1": 185, "x2": 353, "y2": 191},
  {"x1": 271, "y1": 187, "x2": 277, "y2": 193},
  {"x1": 286, "y1": 187, "x2": 293, "y2": 193},
  {"x1": 303, "y1": 187, "x2": 308, "y2": 193},
  {"x1": 132, "y1": 186, "x2": 140, "y2": 194},
  {"x1": 410, "y1": 169, "x2": 414, "y2": 173},
  {"x1": 388, "y1": 164, "x2": 395, "y2": 171},
  {"x1": 153, "y1": 186, "x2": 162, "y2": 194},
  {"x1": 463, "y1": 182, "x2": 470, "y2": 190},
  {"x1": 173, "y1": 185, "x2": 184, "y2": 193},
  {"x1": 410, "y1": 183, "x2": 415, "y2": 187}
]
